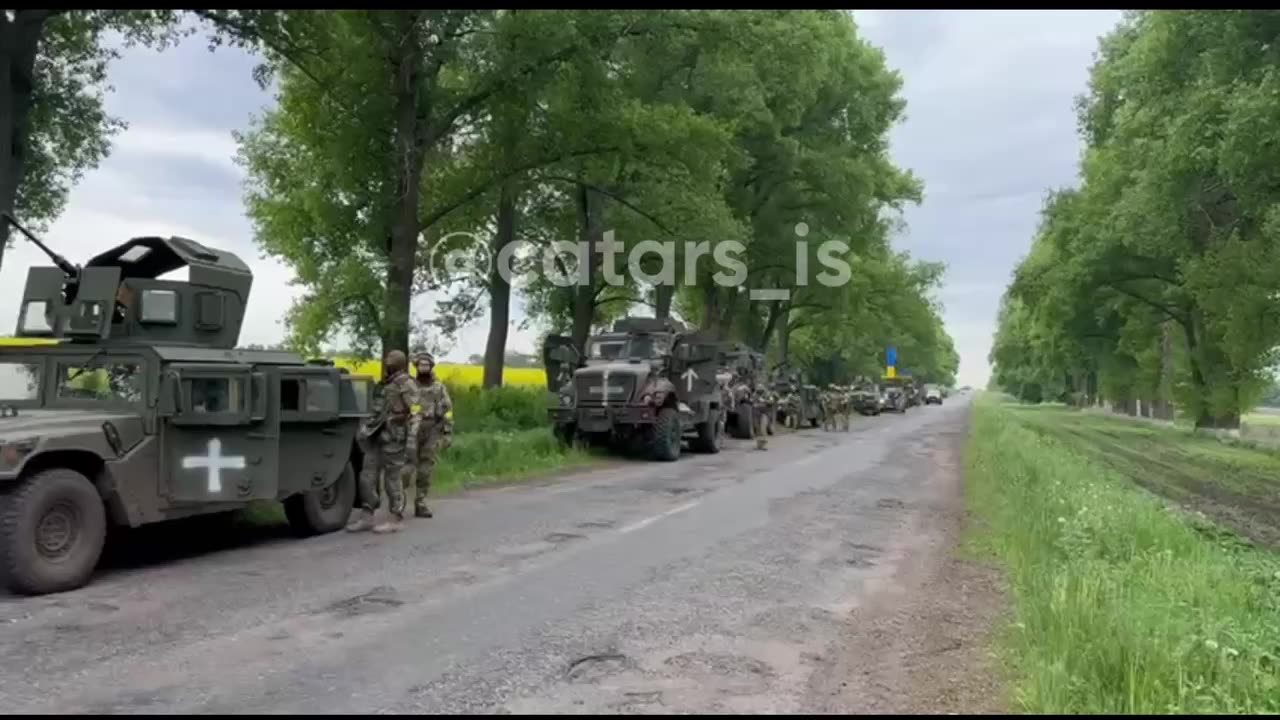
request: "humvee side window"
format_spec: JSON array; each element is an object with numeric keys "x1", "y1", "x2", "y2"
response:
[
  {"x1": 185, "y1": 377, "x2": 244, "y2": 414},
  {"x1": 56, "y1": 362, "x2": 144, "y2": 404},
  {"x1": 281, "y1": 378, "x2": 302, "y2": 412},
  {"x1": 21, "y1": 301, "x2": 51, "y2": 333},
  {"x1": 0, "y1": 361, "x2": 42, "y2": 401},
  {"x1": 305, "y1": 378, "x2": 336, "y2": 412}
]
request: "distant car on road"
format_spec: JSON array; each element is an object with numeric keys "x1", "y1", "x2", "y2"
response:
[{"x1": 925, "y1": 384, "x2": 943, "y2": 405}]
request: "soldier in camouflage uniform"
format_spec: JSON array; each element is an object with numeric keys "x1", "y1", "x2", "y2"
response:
[
  {"x1": 346, "y1": 349, "x2": 420, "y2": 535},
  {"x1": 752, "y1": 380, "x2": 775, "y2": 450},
  {"x1": 411, "y1": 352, "x2": 454, "y2": 519}
]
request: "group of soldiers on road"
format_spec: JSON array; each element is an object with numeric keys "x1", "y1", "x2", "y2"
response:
[{"x1": 345, "y1": 349, "x2": 454, "y2": 535}]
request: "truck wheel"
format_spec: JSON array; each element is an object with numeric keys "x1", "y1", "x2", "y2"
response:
[
  {"x1": 284, "y1": 461, "x2": 357, "y2": 537},
  {"x1": 650, "y1": 407, "x2": 682, "y2": 462},
  {"x1": 0, "y1": 468, "x2": 107, "y2": 596},
  {"x1": 691, "y1": 411, "x2": 722, "y2": 454},
  {"x1": 553, "y1": 423, "x2": 577, "y2": 448},
  {"x1": 732, "y1": 410, "x2": 754, "y2": 440}
]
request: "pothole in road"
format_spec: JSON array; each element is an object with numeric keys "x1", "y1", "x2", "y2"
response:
[
  {"x1": 576, "y1": 520, "x2": 616, "y2": 530},
  {"x1": 566, "y1": 653, "x2": 633, "y2": 682},
  {"x1": 876, "y1": 498, "x2": 906, "y2": 510},
  {"x1": 323, "y1": 586, "x2": 404, "y2": 617},
  {"x1": 664, "y1": 487, "x2": 694, "y2": 495},
  {"x1": 545, "y1": 532, "x2": 587, "y2": 544}
]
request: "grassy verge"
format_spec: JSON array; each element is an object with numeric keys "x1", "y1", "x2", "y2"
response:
[{"x1": 966, "y1": 394, "x2": 1280, "y2": 713}]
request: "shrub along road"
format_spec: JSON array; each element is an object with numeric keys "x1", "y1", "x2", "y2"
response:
[{"x1": 0, "y1": 397, "x2": 1001, "y2": 714}]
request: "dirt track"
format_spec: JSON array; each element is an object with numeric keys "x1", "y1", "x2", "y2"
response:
[{"x1": 0, "y1": 396, "x2": 1003, "y2": 714}]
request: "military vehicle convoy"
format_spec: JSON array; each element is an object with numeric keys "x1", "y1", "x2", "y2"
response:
[
  {"x1": 771, "y1": 365, "x2": 822, "y2": 429},
  {"x1": 849, "y1": 378, "x2": 882, "y2": 416},
  {"x1": 543, "y1": 317, "x2": 725, "y2": 461},
  {"x1": 880, "y1": 376, "x2": 910, "y2": 413},
  {"x1": 0, "y1": 217, "x2": 372, "y2": 596}
]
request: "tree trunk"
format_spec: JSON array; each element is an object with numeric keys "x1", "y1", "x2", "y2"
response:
[
  {"x1": 572, "y1": 183, "x2": 602, "y2": 354},
  {"x1": 779, "y1": 314, "x2": 792, "y2": 365},
  {"x1": 0, "y1": 11, "x2": 50, "y2": 266},
  {"x1": 655, "y1": 284, "x2": 673, "y2": 320},
  {"x1": 382, "y1": 11, "x2": 426, "y2": 357},
  {"x1": 759, "y1": 300, "x2": 783, "y2": 354},
  {"x1": 482, "y1": 180, "x2": 517, "y2": 388}
]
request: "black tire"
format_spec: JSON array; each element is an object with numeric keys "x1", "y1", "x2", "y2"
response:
[
  {"x1": 731, "y1": 409, "x2": 754, "y2": 440},
  {"x1": 0, "y1": 468, "x2": 107, "y2": 596},
  {"x1": 284, "y1": 461, "x2": 357, "y2": 537},
  {"x1": 650, "y1": 407, "x2": 682, "y2": 462},
  {"x1": 553, "y1": 423, "x2": 577, "y2": 448},
  {"x1": 691, "y1": 411, "x2": 722, "y2": 454}
]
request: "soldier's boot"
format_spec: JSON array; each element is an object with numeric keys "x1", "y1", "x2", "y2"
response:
[
  {"x1": 755, "y1": 434, "x2": 767, "y2": 450},
  {"x1": 345, "y1": 508, "x2": 375, "y2": 532},
  {"x1": 414, "y1": 499, "x2": 433, "y2": 518},
  {"x1": 373, "y1": 512, "x2": 404, "y2": 534}
]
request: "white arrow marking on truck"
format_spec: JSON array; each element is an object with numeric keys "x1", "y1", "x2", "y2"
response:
[
  {"x1": 682, "y1": 367, "x2": 698, "y2": 392},
  {"x1": 182, "y1": 437, "x2": 246, "y2": 493}
]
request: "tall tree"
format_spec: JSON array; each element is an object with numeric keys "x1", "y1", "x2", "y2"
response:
[{"x1": 0, "y1": 9, "x2": 180, "y2": 265}]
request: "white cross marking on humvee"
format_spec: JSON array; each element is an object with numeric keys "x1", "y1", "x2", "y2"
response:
[
  {"x1": 182, "y1": 437, "x2": 246, "y2": 493},
  {"x1": 589, "y1": 368, "x2": 626, "y2": 407}
]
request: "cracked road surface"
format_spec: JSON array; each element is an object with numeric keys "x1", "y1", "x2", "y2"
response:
[{"x1": 0, "y1": 397, "x2": 985, "y2": 714}]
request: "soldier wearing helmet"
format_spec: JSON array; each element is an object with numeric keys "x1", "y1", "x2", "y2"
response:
[
  {"x1": 346, "y1": 349, "x2": 420, "y2": 534},
  {"x1": 411, "y1": 351, "x2": 453, "y2": 518}
]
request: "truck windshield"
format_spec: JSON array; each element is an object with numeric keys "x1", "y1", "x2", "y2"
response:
[{"x1": 0, "y1": 360, "x2": 42, "y2": 402}]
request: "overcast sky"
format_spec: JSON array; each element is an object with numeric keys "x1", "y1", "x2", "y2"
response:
[{"x1": 0, "y1": 10, "x2": 1123, "y2": 386}]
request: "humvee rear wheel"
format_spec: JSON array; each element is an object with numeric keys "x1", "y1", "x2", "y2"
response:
[
  {"x1": 0, "y1": 468, "x2": 107, "y2": 596},
  {"x1": 285, "y1": 461, "x2": 357, "y2": 537},
  {"x1": 650, "y1": 407, "x2": 682, "y2": 462}
]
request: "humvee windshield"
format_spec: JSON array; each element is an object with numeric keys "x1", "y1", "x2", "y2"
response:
[{"x1": 587, "y1": 334, "x2": 672, "y2": 360}]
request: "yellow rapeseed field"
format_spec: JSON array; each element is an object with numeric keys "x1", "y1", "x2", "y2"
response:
[
  {"x1": 0, "y1": 338, "x2": 546, "y2": 388},
  {"x1": 332, "y1": 358, "x2": 546, "y2": 387}
]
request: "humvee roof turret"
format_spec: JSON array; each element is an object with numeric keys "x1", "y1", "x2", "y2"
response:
[{"x1": 0, "y1": 217, "x2": 372, "y2": 596}]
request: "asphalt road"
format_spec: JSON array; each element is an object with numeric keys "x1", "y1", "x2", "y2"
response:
[{"x1": 0, "y1": 396, "x2": 973, "y2": 714}]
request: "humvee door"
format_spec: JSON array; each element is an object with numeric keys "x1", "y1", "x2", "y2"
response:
[
  {"x1": 159, "y1": 363, "x2": 280, "y2": 503},
  {"x1": 672, "y1": 335, "x2": 720, "y2": 406},
  {"x1": 542, "y1": 335, "x2": 579, "y2": 392}
]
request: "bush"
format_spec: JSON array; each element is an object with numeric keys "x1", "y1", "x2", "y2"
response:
[{"x1": 446, "y1": 382, "x2": 546, "y2": 434}]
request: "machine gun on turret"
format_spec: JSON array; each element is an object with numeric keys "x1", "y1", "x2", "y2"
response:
[{"x1": 3, "y1": 213, "x2": 81, "y2": 297}]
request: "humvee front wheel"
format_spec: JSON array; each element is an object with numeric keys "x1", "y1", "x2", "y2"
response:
[
  {"x1": 691, "y1": 411, "x2": 722, "y2": 454},
  {"x1": 0, "y1": 468, "x2": 107, "y2": 596},
  {"x1": 650, "y1": 407, "x2": 682, "y2": 462},
  {"x1": 284, "y1": 461, "x2": 357, "y2": 536}
]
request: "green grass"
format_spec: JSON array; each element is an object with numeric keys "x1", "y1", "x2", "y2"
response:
[{"x1": 966, "y1": 394, "x2": 1280, "y2": 714}]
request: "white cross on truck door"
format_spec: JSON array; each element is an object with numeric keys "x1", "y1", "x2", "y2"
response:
[{"x1": 181, "y1": 437, "x2": 246, "y2": 493}]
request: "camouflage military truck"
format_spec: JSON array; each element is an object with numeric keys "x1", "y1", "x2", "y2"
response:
[
  {"x1": 543, "y1": 317, "x2": 724, "y2": 461},
  {"x1": 0, "y1": 217, "x2": 373, "y2": 596}
]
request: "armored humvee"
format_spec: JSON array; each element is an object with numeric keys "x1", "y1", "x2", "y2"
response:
[
  {"x1": 770, "y1": 365, "x2": 822, "y2": 429},
  {"x1": 849, "y1": 378, "x2": 882, "y2": 416},
  {"x1": 717, "y1": 343, "x2": 767, "y2": 439},
  {"x1": 0, "y1": 218, "x2": 372, "y2": 595},
  {"x1": 880, "y1": 376, "x2": 909, "y2": 413},
  {"x1": 543, "y1": 317, "x2": 724, "y2": 461}
]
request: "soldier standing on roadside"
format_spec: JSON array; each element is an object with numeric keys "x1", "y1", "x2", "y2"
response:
[
  {"x1": 411, "y1": 352, "x2": 453, "y2": 519},
  {"x1": 346, "y1": 349, "x2": 420, "y2": 535},
  {"x1": 752, "y1": 379, "x2": 774, "y2": 450}
]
